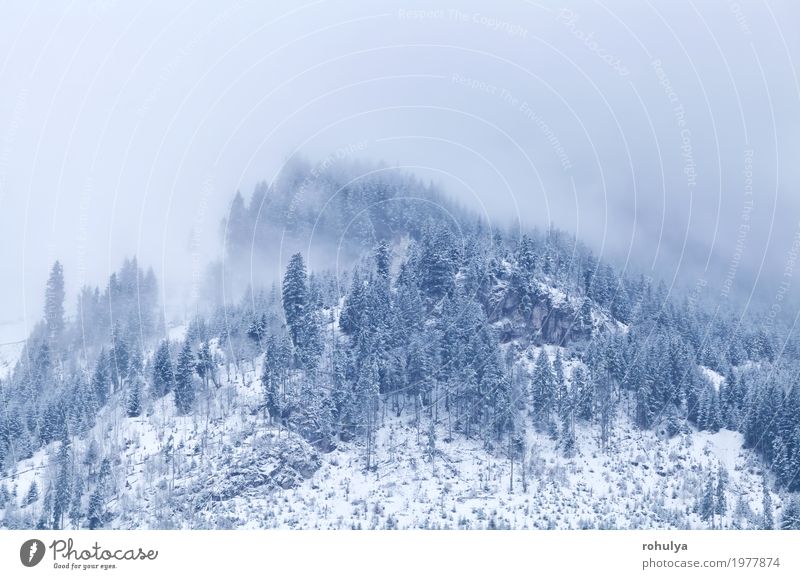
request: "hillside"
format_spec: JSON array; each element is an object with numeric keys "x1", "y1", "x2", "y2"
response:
[
  {"x1": 1, "y1": 338, "x2": 785, "y2": 530},
  {"x1": 1, "y1": 160, "x2": 799, "y2": 530}
]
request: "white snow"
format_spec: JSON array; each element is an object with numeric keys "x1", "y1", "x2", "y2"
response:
[
  {"x1": 3, "y1": 368, "x2": 780, "y2": 530},
  {"x1": 0, "y1": 318, "x2": 29, "y2": 379},
  {"x1": 700, "y1": 366, "x2": 726, "y2": 392}
]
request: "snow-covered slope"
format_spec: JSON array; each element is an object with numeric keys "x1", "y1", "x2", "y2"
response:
[
  {"x1": 0, "y1": 319, "x2": 28, "y2": 379},
  {"x1": 1, "y1": 354, "x2": 780, "y2": 530}
]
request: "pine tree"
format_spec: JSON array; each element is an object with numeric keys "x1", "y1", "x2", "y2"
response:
[
  {"x1": 552, "y1": 350, "x2": 573, "y2": 451},
  {"x1": 579, "y1": 298, "x2": 593, "y2": 333},
  {"x1": 700, "y1": 475, "x2": 717, "y2": 529},
  {"x1": 326, "y1": 343, "x2": 348, "y2": 434},
  {"x1": 174, "y1": 340, "x2": 195, "y2": 415},
  {"x1": 109, "y1": 327, "x2": 131, "y2": 392},
  {"x1": 596, "y1": 370, "x2": 615, "y2": 452},
  {"x1": 762, "y1": 476, "x2": 774, "y2": 530},
  {"x1": 698, "y1": 384, "x2": 721, "y2": 432},
  {"x1": 418, "y1": 224, "x2": 458, "y2": 300},
  {"x1": 611, "y1": 284, "x2": 632, "y2": 323},
  {"x1": 224, "y1": 191, "x2": 249, "y2": 253},
  {"x1": 282, "y1": 253, "x2": 321, "y2": 368},
  {"x1": 715, "y1": 467, "x2": 728, "y2": 527},
  {"x1": 531, "y1": 350, "x2": 555, "y2": 427},
  {"x1": 426, "y1": 418, "x2": 437, "y2": 474},
  {"x1": 573, "y1": 366, "x2": 593, "y2": 421},
  {"x1": 0, "y1": 483, "x2": 10, "y2": 509},
  {"x1": 84, "y1": 440, "x2": 99, "y2": 477},
  {"x1": 37, "y1": 487, "x2": 52, "y2": 529},
  {"x1": 375, "y1": 241, "x2": 391, "y2": 280},
  {"x1": 283, "y1": 253, "x2": 310, "y2": 348},
  {"x1": 98, "y1": 457, "x2": 112, "y2": 486},
  {"x1": 45, "y1": 261, "x2": 66, "y2": 343},
  {"x1": 109, "y1": 325, "x2": 129, "y2": 391},
  {"x1": 68, "y1": 475, "x2": 83, "y2": 529},
  {"x1": 516, "y1": 233, "x2": 537, "y2": 274},
  {"x1": 246, "y1": 313, "x2": 267, "y2": 346},
  {"x1": 358, "y1": 356, "x2": 380, "y2": 471},
  {"x1": 780, "y1": 495, "x2": 800, "y2": 530},
  {"x1": 87, "y1": 488, "x2": 104, "y2": 530},
  {"x1": 262, "y1": 335, "x2": 288, "y2": 424},
  {"x1": 126, "y1": 376, "x2": 142, "y2": 417},
  {"x1": 52, "y1": 439, "x2": 71, "y2": 529},
  {"x1": 339, "y1": 268, "x2": 365, "y2": 336},
  {"x1": 560, "y1": 388, "x2": 577, "y2": 457},
  {"x1": 91, "y1": 349, "x2": 111, "y2": 407},
  {"x1": 152, "y1": 340, "x2": 175, "y2": 398},
  {"x1": 24, "y1": 480, "x2": 39, "y2": 506},
  {"x1": 195, "y1": 340, "x2": 215, "y2": 389},
  {"x1": 73, "y1": 374, "x2": 98, "y2": 434},
  {"x1": 553, "y1": 350, "x2": 567, "y2": 416},
  {"x1": 127, "y1": 344, "x2": 144, "y2": 379}
]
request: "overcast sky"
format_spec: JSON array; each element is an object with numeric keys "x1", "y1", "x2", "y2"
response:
[{"x1": 1, "y1": 0, "x2": 798, "y2": 337}]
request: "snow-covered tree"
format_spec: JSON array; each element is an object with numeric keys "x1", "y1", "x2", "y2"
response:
[
  {"x1": 52, "y1": 439, "x2": 71, "y2": 529},
  {"x1": 700, "y1": 475, "x2": 717, "y2": 529},
  {"x1": 174, "y1": 340, "x2": 196, "y2": 415},
  {"x1": 762, "y1": 477, "x2": 774, "y2": 530},
  {"x1": 92, "y1": 349, "x2": 111, "y2": 407},
  {"x1": 44, "y1": 261, "x2": 65, "y2": 343},
  {"x1": 781, "y1": 495, "x2": 800, "y2": 530},
  {"x1": 24, "y1": 480, "x2": 39, "y2": 507},
  {"x1": 126, "y1": 376, "x2": 143, "y2": 418},
  {"x1": 282, "y1": 253, "x2": 321, "y2": 368},
  {"x1": 152, "y1": 340, "x2": 174, "y2": 398},
  {"x1": 531, "y1": 350, "x2": 555, "y2": 427}
]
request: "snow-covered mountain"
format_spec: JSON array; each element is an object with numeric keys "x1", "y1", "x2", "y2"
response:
[{"x1": 1, "y1": 160, "x2": 799, "y2": 530}]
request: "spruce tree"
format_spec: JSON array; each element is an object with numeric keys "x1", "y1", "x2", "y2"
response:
[
  {"x1": 282, "y1": 253, "x2": 321, "y2": 368},
  {"x1": 45, "y1": 261, "x2": 66, "y2": 343},
  {"x1": 780, "y1": 495, "x2": 800, "y2": 530},
  {"x1": 24, "y1": 480, "x2": 39, "y2": 506},
  {"x1": 68, "y1": 475, "x2": 83, "y2": 529},
  {"x1": 109, "y1": 326, "x2": 129, "y2": 391},
  {"x1": 87, "y1": 488, "x2": 104, "y2": 530},
  {"x1": 37, "y1": 487, "x2": 52, "y2": 529},
  {"x1": 700, "y1": 475, "x2": 716, "y2": 529},
  {"x1": 762, "y1": 476, "x2": 774, "y2": 530},
  {"x1": 282, "y1": 253, "x2": 310, "y2": 348},
  {"x1": 553, "y1": 350, "x2": 567, "y2": 416},
  {"x1": 573, "y1": 365, "x2": 593, "y2": 421},
  {"x1": 715, "y1": 467, "x2": 728, "y2": 527},
  {"x1": 579, "y1": 298, "x2": 593, "y2": 333},
  {"x1": 339, "y1": 269, "x2": 365, "y2": 336},
  {"x1": 92, "y1": 349, "x2": 111, "y2": 407},
  {"x1": 195, "y1": 340, "x2": 215, "y2": 389},
  {"x1": 52, "y1": 439, "x2": 71, "y2": 529},
  {"x1": 174, "y1": 340, "x2": 195, "y2": 415},
  {"x1": 127, "y1": 376, "x2": 142, "y2": 418},
  {"x1": 152, "y1": 340, "x2": 175, "y2": 398},
  {"x1": 262, "y1": 335, "x2": 288, "y2": 424},
  {"x1": 375, "y1": 241, "x2": 391, "y2": 280},
  {"x1": 531, "y1": 350, "x2": 555, "y2": 427},
  {"x1": 0, "y1": 483, "x2": 10, "y2": 509}
]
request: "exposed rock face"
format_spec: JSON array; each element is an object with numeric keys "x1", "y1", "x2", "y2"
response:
[
  {"x1": 480, "y1": 267, "x2": 590, "y2": 346},
  {"x1": 183, "y1": 431, "x2": 322, "y2": 503},
  {"x1": 528, "y1": 298, "x2": 584, "y2": 346}
]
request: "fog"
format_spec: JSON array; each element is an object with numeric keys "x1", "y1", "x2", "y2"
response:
[{"x1": 1, "y1": 0, "x2": 798, "y2": 338}]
